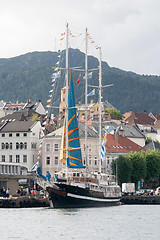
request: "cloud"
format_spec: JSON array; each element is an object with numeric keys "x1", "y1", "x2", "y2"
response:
[{"x1": 0, "y1": 0, "x2": 160, "y2": 75}]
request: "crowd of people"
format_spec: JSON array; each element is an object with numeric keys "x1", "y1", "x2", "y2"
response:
[{"x1": 0, "y1": 187, "x2": 10, "y2": 198}]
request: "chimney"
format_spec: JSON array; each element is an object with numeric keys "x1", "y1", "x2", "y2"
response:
[
  {"x1": 119, "y1": 126, "x2": 124, "y2": 137},
  {"x1": 78, "y1": 100, "x2": 81, "y2": 105},
  {"x1": 90, "y1": 99, "x2": 94, "y2": 104},
  {"x1": 144, "y1": 110, "x2": 147, "y2": 114}
]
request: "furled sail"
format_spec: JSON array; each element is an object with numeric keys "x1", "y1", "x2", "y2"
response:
[{"x1": 60, "y1": 75, "x2": 85, "y2": 168}]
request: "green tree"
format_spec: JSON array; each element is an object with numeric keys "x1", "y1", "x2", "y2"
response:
[
  {"x1": 31, "y1": 113, "x2": 41, "y2": 121},
  {"x1": 145, "y1": 137, "x2": 152, "y2": 145},
  {"x1": 105, "y1": 108, "x2": 124, "y2": 120},
  {"x1": 145, "y1": 150, "x2": 160, "y2": 183}
]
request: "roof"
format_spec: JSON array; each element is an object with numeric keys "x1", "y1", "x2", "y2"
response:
[
  {"x1": 145, "y1": 141, "x2": 160, "y2": 150},
  {"x1": 0, "y1": 121, "x2": 37, "y2": 132},
  {"x1": 0, "y1": 111, "x2": 27, "y2": 122},
  {"x1": 105, "y1": 134, "x2": 146, "y2": 154},
  {"x1": 125, "y1": 112, "x2": 155, "y2": 126}
]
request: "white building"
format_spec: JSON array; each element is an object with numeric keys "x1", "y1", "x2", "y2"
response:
[{"x1": 0, "y1": 120, "x2": 42, "y2": 176}]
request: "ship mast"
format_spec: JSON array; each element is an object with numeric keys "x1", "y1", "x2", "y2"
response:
[
  {"x1": 85, "y1": 28, "x2": 88, "y2": 169},
  {"x1": 99, "y1": 47, "x2": 102, "y2": 173},
  {"x1": 65, "y1": 23, "x2": 69, "y2": 180}
]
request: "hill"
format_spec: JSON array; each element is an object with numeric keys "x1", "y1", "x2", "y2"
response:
[{"x1": 0, "y1": 49, "x2": 160, "y2": 113}]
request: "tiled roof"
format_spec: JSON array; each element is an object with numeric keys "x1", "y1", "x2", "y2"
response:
[
  {"x1": 125, "y1": 112, "x2": 155, "y2": 126},
  {"x1": 105, "y1": 134, "x2": 146, "y2": 153},
  {"x1": 0, "y1": 121, "x2": 37, "y2": 132}
]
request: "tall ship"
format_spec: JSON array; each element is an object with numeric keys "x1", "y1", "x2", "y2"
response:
[{"x1": 38, "y1": 24, "x2": 121, "y2": 208}]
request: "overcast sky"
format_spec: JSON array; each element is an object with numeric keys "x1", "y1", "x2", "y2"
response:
[{"x1": 0, "y1": 0, "x2": 160, "y2": 75}]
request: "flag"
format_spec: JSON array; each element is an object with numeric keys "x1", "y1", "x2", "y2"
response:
[
  {"x1": 49, "y1": 89, "x2": 53, "y2": 93},
  {"x1": 77, "y1": 73, "x2": 81, "y2": 84},
  {"x1": 51, "y1": 83, "x2": 55, "y2": 87},
  {"x1": 87, "y1": 89, "x2": 95, "y2": 97},
  {"x1": 47, "y1": 99, "x2": 51, "y2": 103},
  {"x1": 101, "y1": 140, "x2": 106, "y2": 160},
  {"x1": 31, "y1": 161, "x2": 39, "y2": 172},
  {"x1": 83, "y1": 72, "x2": 92, "y2": 79}
]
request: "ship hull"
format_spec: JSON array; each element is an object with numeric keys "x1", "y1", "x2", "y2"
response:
[{"x1": 46, "y1": 184, "x2": 120, "y2": 208}]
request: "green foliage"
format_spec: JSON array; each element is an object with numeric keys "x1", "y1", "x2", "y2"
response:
[
  {"x1": 145, "y1": 137, "x2": 152, "y2": 144},
  {"x1": 105, "y1": 108, "x2": 124, "y2": 120},
  {"x1": 115, "y1": 150, "x2": 160, "y2": 185},
  {"x1": 31, "y1": 113, "x2": 41, "y2": 121}
]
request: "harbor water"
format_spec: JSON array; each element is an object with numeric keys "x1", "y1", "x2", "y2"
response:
[{"x1": 0, "y1": 205, "x2": 160, "y2": 240}]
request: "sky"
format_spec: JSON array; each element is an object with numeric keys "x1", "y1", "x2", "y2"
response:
[{"x1": 0, "y1": 0, "x2": 160, "y2": 75}]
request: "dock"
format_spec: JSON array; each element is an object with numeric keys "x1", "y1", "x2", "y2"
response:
[
  {"x1": 121, "y1": 195, "x2": 160, "y2": 204},
  {"x1": 0, "y1": 196, "x2": 50, "y2": 208}
]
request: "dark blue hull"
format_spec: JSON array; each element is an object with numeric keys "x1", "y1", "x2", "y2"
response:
[{"x1": 46, "y1": 184, "x2": 120, "y2": 208}]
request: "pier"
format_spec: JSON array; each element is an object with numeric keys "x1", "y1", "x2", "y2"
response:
[{"x1": 121, "y1": 195, "x2": 160, "y2": 204}]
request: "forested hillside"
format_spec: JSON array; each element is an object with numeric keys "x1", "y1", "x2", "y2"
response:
[{"x1": 0, "y1": 49, "x2": 160, "y2": 113}]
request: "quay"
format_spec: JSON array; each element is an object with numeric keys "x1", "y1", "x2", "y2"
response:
[
  {"x1": 121, "y1": 195, "x2": 160, "y2": 205},
  {"x1": 0, "y1": 196, "x2": 50, "y2": 208}
]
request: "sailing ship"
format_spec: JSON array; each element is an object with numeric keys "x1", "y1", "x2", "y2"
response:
[{"x1": 39, "y1": 23, "x2": 121, "y2": 208}]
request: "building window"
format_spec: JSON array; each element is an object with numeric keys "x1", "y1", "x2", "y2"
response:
[
  {"x1": 24, "y1": 133, "x2": 27, "y2": 137},
  {"x1": 2, "y1": 134, "x2": 5, "y2": 137},
  {"x1": 9, "y1": 165, "x2": 11, "y2": 174},
  {"x1": 16, "y1": 133, "x2": 20, "y2": 137},
  {"x1": 16, "y1": 155, "x2": 20, "y2": 163},
  {"x1": 20, "y1": 142, "x2": 23, "y2": 149},
  {"x1": 5, "y1": 143, "x2": 9, "y2": 149},
  {"x1": 23, "y1": 155, "x2": 27, "y2": 163},
  {"x1": 10, "y1": 143, "x2": 12, "y2": 149},
  {"x1": 89, "y1": 154, "x2": 92, "y2": 165},
  {"x1": 95, "y1": 156, "x2": 98, "y2": 165},
  {"x1": 55, "y1": 156, "x2": 58, "y2": 165},
  {"x1": 24, "y1": 142, "x2": 27, "y2": 149},
  {"x1": 5, "y1": 165, "x2": 7, "y2": 174},
  {"x1": 15, "y1": 166, "x2": 18, "y2": 174},
  {"x1": 1, "y1": 143, "x2": 5, "y2": 149},
  {"x1": 46, "y1": 156, "x2": 50, "y2": 165},
  {"x1": 2, "y1": 165, "x2": 4, "y2": 174},
  {"x1": 9, "y1": 133, "x2": 12, "y2": 137},
  {"x1": 9, "y1": 155, "x2": 12, "y2": 162},
  {"x1": 12, "y1": 166, "x2": 14, "y2": 174},
  {"x1": 54, "y1": 144, "x2": 58, "y2": 152},
  {"x1": 2, "y1": 155, "x2": 5, "y2": 162},
  {"x1": 46, "y1": 144, "x2": 50, "y2": 152},
  {"x1": 16, "y1": 142, "x2": 19, "y2": 149},
  {"x1": 31, "y1": 143, "x2": 37, "y2": 149}
]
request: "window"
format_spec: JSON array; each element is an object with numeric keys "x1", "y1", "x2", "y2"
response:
[
  {"x1": 95, "y1": 156, "x2": 98, "y2": 165},
  {"x1": 2, "y1": 134, "x2": 5, "y2": 137},
  {"x1": 1, "y1": 143, "x2": 5, "y2": 149},
  {"x1": 5, "y1": 165, "x2": 7, "y2": 174},
  {"x1": 46, "y1": 144, "x2": 50, "y2": 152},
  {"x1": 16, "y1": 133, "x2": 20, "y2": 137},
  {"x1": 23, "y1": 133, "x2": 27, "y2": 137},
  {"x1": 20, "y1": 142, "x2": 23, "y2": 149},
  {"x1": 16, "y1": 142, "x2": 19, "y2": 149},
  {"x1": 10, "y1": 143, "x2": 12, "y2": 149},
  {"x1": 9, "y1": 133, "x2": 12, "y2": 137},
  {"x1": 15, "y1": 166, "x2": 18, "y2": 174},
  {"x1": 9, "y1": 165, "x2": 11, "y2": 174},
  {"x1": 16, "y1": 155, "x2": 20, "y2": 163},
  {"x1": 89, "y1": 154, "x2": 92, "y2": 165},
  {"x1": 24, "y1": 142, "x2": 27, "y2": 149},
  {"x1": 31, "y1": 143, "x2": 37, "y2": 149},
  {"x1": 54, "y1": 144, "x2": 58, "y2": 152},
  {"x1": 23, "y1": 155, "x2": 27, "y2": 163},
  {"x1": 9, "y1": 155, "x2": 12, "y2": 162},
  {"x1": 2, "y1": 155, "x2": 5, "y2": 162},
  {"x1": 46, "y1": 156, "x2": 50, "y2": 165},
  {"x1": 12, "y1": 166, "x2": 14, "y2": 174},
  {"x1": 5, "y1": 143, "x2": 9, "y2": 149},
  {"x1": 55, "y1": 156, "x2": 58, "y2": 165},
  {"x1": 2, "y1": 165, "x2": 4, "y2": 174}
]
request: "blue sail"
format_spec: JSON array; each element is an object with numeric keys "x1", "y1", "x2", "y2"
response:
[{"x1": 60, "y1": 75, "x2": 85, "y2": 168}]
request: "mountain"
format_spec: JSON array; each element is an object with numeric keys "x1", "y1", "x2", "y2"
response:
[{"x1": 0, "y1": 49, "x2": 160, "y2": 114}]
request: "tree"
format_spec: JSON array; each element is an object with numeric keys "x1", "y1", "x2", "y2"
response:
[
  {"x1": 145, "y1": 137, "x2": 152, "y2": 145},
  {"x1": 31, "y1": 113, "x2": 41, "y2": 121},
  {"x1": 105, "y1": 108, "x2": 124, "y2": 120},
  {"x1": 112, "y1": 155, "x2": 132, "y2": 185},
  {"x1": 129, "y1": 151, "x2": 146, "y2": 184},
  {"x1": 145, "y1": 150, "x2": 160, "y2": 183}
]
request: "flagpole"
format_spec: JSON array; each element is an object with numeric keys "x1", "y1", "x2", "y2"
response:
[
  {"x1": 65, "y1": 23, "x2": 69, "y2": 181},
  {"x1": 99, "y1": 47, "x2": 102, "y2": 173},
  {"x1": 85, "y1": 28, "x2": 88, "y2": 170}
]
